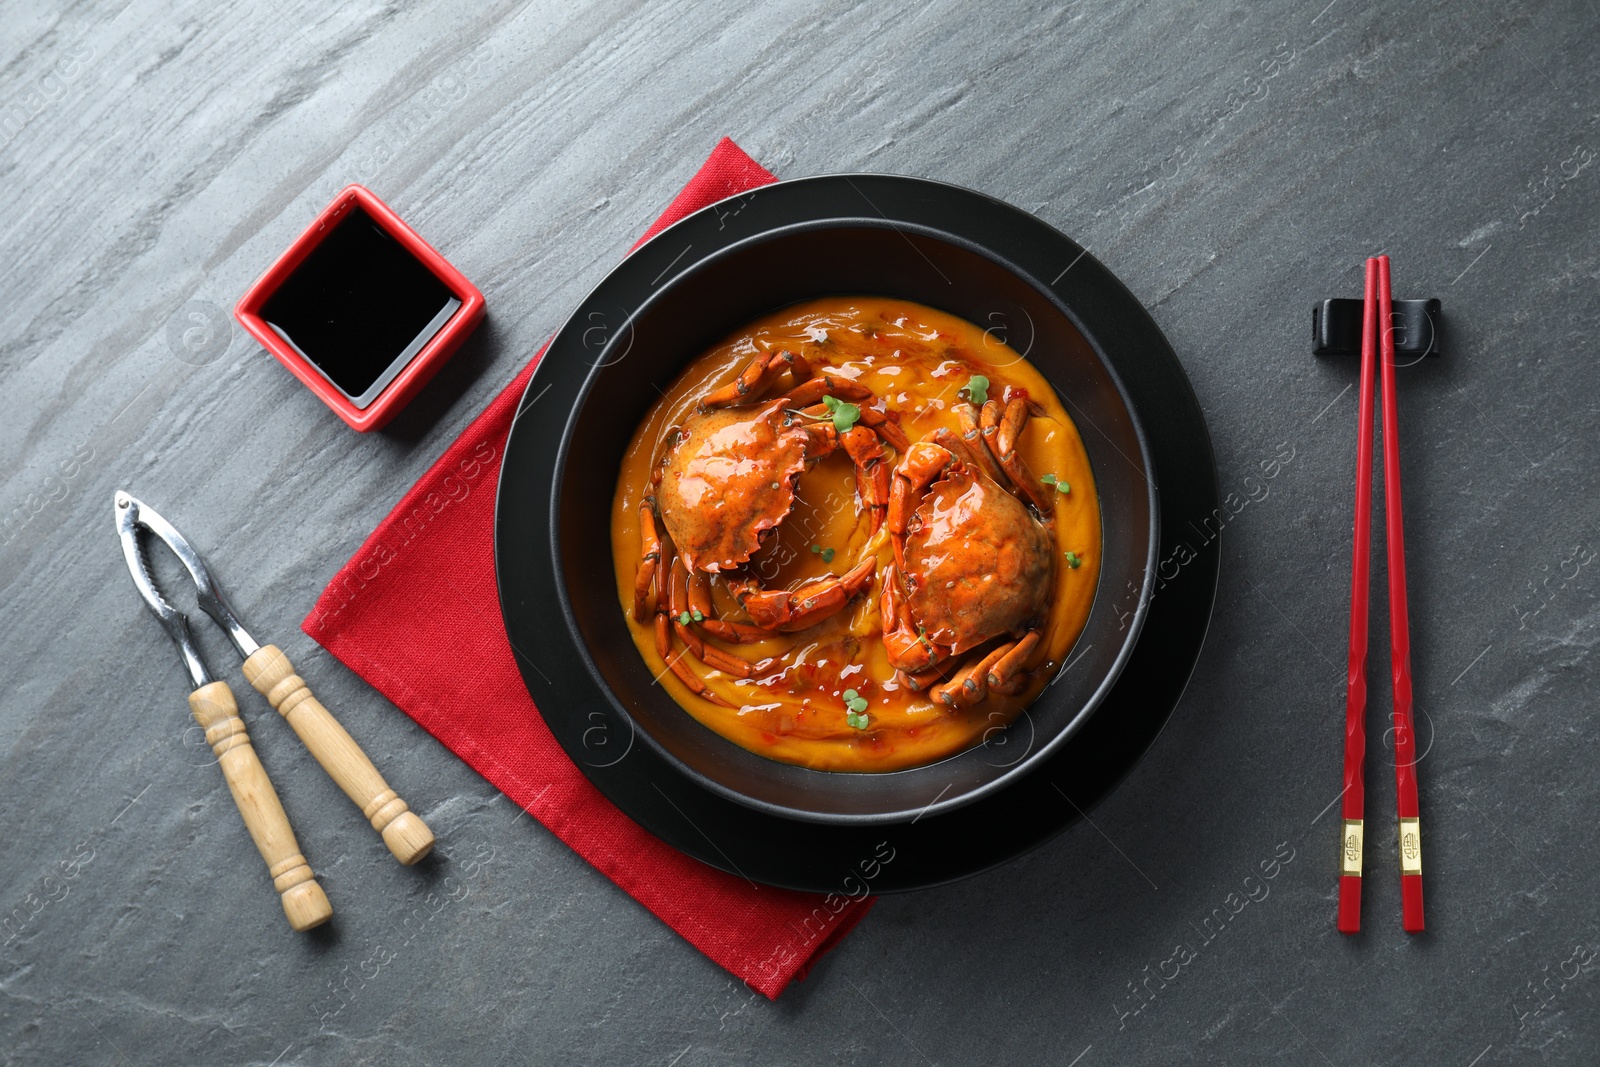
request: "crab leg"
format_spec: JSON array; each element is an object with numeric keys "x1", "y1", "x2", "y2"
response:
[
  {"x1": 931, "y1": 643, "x2": 1012, "y2": 707},
  {"x1": 654, "y1": 612, "x2": 672, "y2": 659},
  {"x1": 857, "y1": 404, "x2": 910, "y2": 452},
  {"x1": 670, "y1": 567, "x2": 707, "y2": 661},
  {"x1": 699, "y1": 641, "x2": 764, "y2": 678},
  {"x1": 683, "y1": 568, "x2": 776, "y2": 644},
  {"x1": 697, "y1": 617, "x2": 775, "y2": 644},
  {"x1": 700, "y1": 350, "x2": 804, "y2": 410},
  {"x1": 986, "y1": 630, "x2": 1041, "y2": 694},
  {"x1": 895, "y1": 662, "x2": 952, "y2": 692},
  {"x1": 650, "y1": 546, "x2": 735, "y2": 705},
  {"x1": 665, "y1": 650, "x2": 735, "y2": 707},
  {"x1": 686, "y1": 568, "x2": 713, "y2": 621},
  {"x1": 787, "y1": 350, "x2": 814, "y2": 382},
  {"x1": 994, "y1": 398, "x2": 1029, "y2": 460},
  {"x1": 793, "y1": 398, "x2": 909, "y2": 456},
  {"x1": 655, "y1": 531, "x2": 674, "y2": 611},
  {"x1": 670, "y1": 560, "x2": 760, "y2": 678},
  {"x1": 788, "y1": 375, "x2": 909, "y2": 453},
  {"x1": 649, "y1": 429, "x2": 677, "y2": 493},
  {"x1": 783, "y1": 374, "x2": 873, "y2": 407},
  {"x1": 633, "y1": 501, "x2": 661, "y2": 622},
  {"x1": 839, "y1": 425, "x2": 890, "y2": 534},
  {"x1": 928, "y1": 427, "x2": 995, "y2": 481},
  {"x1": 980, "y1": 399, "x2": 1054, "y2": 515},
  {"x1": 955, "y1": 403, "x2": 1013, "y2": 489}
]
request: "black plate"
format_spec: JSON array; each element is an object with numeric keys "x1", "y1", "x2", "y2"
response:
[{"x1": 495, "y1": 175, "x2": 1218, "y2": 892}]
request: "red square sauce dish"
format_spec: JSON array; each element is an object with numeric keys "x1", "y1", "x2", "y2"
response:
[{"x1": 234, "y1": 185, "x2": 485, "y2": 432}]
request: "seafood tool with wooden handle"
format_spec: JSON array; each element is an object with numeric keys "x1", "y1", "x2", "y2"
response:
[
  {"x1": 243, "y1": 645, "x2": 433, "y2": 864},
  {"x1": 188, "y1": 680, "x2": 332, "y2": 930},
  {"x1": 116, "y1": 491, "x2": 332, "y2": 930},
  {"x1": 115, "y1": 490, "x2": 435, "y2": 866}
]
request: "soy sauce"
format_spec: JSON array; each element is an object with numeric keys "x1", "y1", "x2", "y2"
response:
[{"x1": 261, "y1": 205, "x2": 460, "y2": 408}]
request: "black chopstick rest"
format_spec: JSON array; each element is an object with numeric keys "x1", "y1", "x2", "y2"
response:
[{"x1": 1313, "y1": 298, "x2": 1442, "y2": 358}]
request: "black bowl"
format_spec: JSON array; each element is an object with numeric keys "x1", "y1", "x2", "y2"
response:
[
  {"x1": 549, "y1": 213, "x2": 1158, "y2": 824},
  {"x1": 499, "y1": 174, "x2": 1217, "y2": 890}
]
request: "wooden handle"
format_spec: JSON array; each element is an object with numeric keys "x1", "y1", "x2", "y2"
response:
[
  {"x1": 187, "y1": 682, "x2": 332, "y2": 932},
  {"x1": 243, "y1": 646, "x2": 435, "y2": 865}
]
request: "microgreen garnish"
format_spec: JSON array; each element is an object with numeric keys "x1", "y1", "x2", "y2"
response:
[
  {"x1": 1064, "y1": 551, "x2": 1082, "y2": 569},
  {"x1": 678, "y1": 611, "x2": 693, "y2": 625},
  {"x1": 963, "y1": 374, "x2": 990, "y2": 406},
  {"x1": 810, "y1": 544, "x2": 836, "y2": 563},
  {"x1": 821, "y1": 394, "x2": 861, "y2": 433},
  {"x1": 1039, "y1": 473, "x2": 1070, "y2": 493},
  {"x1": 843, "y1": 688, "x2": 871, "y2": 729}
]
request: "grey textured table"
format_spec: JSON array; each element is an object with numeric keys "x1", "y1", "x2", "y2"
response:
[{"x1": 3, "y1": 1, "x2": 1597, "y2": 1064}]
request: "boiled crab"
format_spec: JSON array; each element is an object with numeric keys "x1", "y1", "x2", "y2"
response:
[
  {"x1": 882, "y1": 397, "x2": 1056, "y2": 707},
  {"x1": 633, "y1": 349, "x2": 909, "y2": 705}
]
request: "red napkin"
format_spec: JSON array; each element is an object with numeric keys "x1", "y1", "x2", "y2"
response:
[{"x1": 303, "y1": 139, "x2": 873, "y2": 998}]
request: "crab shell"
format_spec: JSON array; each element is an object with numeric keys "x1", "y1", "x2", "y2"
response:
[
  {"x1": 901, "y1": 463, "x2": 1053, "y2": 656},
  {"x1": 656, "y1": 399, "x2": 816, "y2": 574}
]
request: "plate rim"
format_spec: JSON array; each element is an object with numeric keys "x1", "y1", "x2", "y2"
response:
[{"x1": 494, "y1": 173, "x2": 1220, "y2": 892}]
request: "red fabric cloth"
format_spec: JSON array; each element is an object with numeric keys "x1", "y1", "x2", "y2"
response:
[{"x1": 303, "y1": 138, "x2": 873, "y2": 998}]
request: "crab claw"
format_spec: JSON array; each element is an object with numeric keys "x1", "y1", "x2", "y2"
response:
[
  {"x1": 728, "y1": 558, "x2": 876, "y2": 633},
  {"x1": 700, "y1": 350, "x2": 804, "y2": 410},
  {"x1": 986, "y1": 630, "x2": 1041, "y2": 693},
  {"x1": 839, "y1": 425, "x2": 890, "y2": 534},
  {"x1": 887, "y1": 441, "x2": 958, "y2": 573},
  {"x1": 980, "y1": 398, "x2": 1054, "y2": 515},
  {"x1": 633, "y1": 501, "x2": 661, "y2": 622},
  {"x1": 880, "y1": 563, "x2": 944, "y2": 673}
]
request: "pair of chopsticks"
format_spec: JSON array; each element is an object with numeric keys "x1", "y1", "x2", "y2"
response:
[{"x1": 1337, "y1": 255, "x2": 1424, "y2": 934}]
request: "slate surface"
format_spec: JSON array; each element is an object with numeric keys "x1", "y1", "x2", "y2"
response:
[{"x1": 2, "y1": 1, "x2": 1597, "y2": 1064}]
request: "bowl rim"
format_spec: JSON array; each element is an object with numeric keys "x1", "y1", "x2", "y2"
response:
[{"x1": 545, "y1": 185, "x2": 1159, "y2": 825}]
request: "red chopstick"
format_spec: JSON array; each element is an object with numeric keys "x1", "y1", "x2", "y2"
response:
[
  {"x1": 1377, "y1": 255, "x2": 1425, "y2": 932},
  {"x1": 1337, "y1": 259, "x2": 1379, "y2": 933}
]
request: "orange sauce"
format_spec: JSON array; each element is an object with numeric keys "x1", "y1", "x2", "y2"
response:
[{"x1": 610, "y1": 297, "x2": 1100, "y2": 771}]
